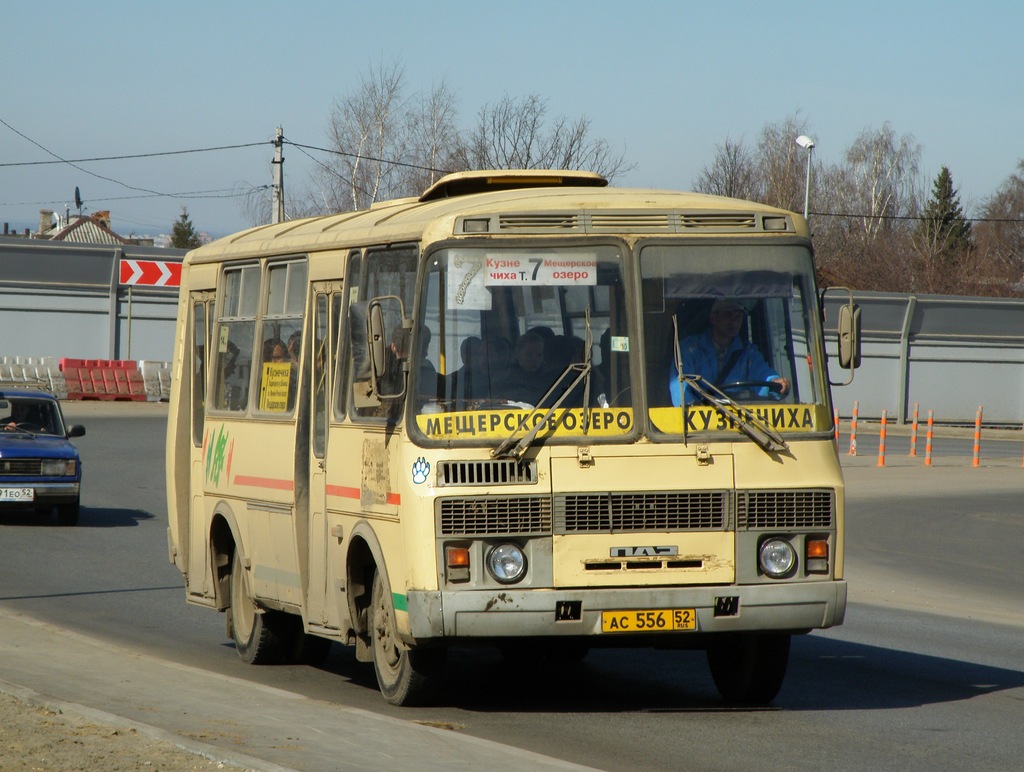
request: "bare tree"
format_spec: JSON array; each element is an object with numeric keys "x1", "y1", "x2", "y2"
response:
[
  {"x1": 756, "y1": 114, "x2": 812, "y2": 212},
  {"x1": 306, "y1": 60, "x2": 410, "y2": 214},
  {"x1": 810, "y1": 123, "x2": 921, "y2": 291},
  {"x1": 403, "y1": 78, "x2": 465, "y2": 193},
  {"x1": 842, "y1": 123, "x2": 921, "y2": 242},
  {"x1": 693, "y1": 137, "x2": 759, "y2": 200},
  {"x1": 975, "y1": 159, "x2": 1024, "y2": 283},
  {"x1": 467, "y1": 94, "x2": 631, "y2": 181}
]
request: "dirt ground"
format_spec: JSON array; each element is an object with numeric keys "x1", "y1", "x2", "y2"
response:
[{"x1": 0, "y1": 691, "x2": 248, "y2": 772}]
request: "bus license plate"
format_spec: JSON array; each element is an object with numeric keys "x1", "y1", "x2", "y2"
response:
[
  {"x1": 601, "y1": 608, "x2": 696, "y2": 633},
  {"x1": 0, "y1": 488, "x2": 34, "y2": 502}
]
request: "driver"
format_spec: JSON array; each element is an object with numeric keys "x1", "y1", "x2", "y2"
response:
[
  {"x1": 2, "y1": 401, "x2": 38, "y2": 431},
  {"x1": 669, "y1": 298, "x2": 790, "y2": 406}
]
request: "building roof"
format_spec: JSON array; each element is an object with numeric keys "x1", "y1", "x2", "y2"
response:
[{"x1": 41, "y1": 212, "x2": 130, "y2": 245}]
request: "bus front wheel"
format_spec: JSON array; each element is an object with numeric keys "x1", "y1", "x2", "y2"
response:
[
  {"x1": 369, "y1": 571, "x2": 444, "y2": 706},
  {"x1": 706, "y1": 633, "x2": 790, "y2": 705},
  {"x1": 229, "y1": 552, "x2": 288, "y2": 665}
]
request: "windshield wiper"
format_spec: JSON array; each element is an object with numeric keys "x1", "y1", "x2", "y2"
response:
[
  {"x1": 682, "y1": 375, "x2": 788, "y2": 453},
  {"x1": 671, "y1": 317, "x2": 788, "y2": 454},
  {"x1": 492, "y1": 308, "x2": 594, "y2": 460}
]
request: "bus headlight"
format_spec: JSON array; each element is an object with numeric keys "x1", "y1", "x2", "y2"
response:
[
  {"x1": 486, "y1": 543, "x2": 527, "y2": 584},
  {"x1": 759, "y1": 538, "x2": 796, "y2": 578}
]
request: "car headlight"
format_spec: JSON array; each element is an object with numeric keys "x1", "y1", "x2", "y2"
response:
[
  {"x1": 759, "y1": 538, "x2": 796, "y2": 578},
  {"x1": 485, "y1": 543, "x2": 527, "y2": 584},
  {"x1": 41, "y1": 459, "x2": 75, "y2": 476}
]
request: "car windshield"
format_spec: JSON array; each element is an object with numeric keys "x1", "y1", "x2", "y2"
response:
[
  {"x1": 0, "y1": 397, "x2": 62, "y2": 435},
  {"x1": 639, "y1": 242, "x2": 831, "y2": 438},
  {"x1": 411, "y1": 244, "x2": 633, "y2": 445}
]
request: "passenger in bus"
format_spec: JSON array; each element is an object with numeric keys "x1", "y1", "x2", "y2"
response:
[
  {"x1": 447, "y1": 336, "x2": 489, "y2": 400},
  {"x1": 542, "y1": 334, "x2": 588, "y2": 406},
  {"x1": 527, "y1": 325, "x2": 555, "y2": 345},
  {"x1": 501, "y1": 332, "x2": 546, "y2": 405},
  {"x1": 484, "y1": 335, "x2": 512, "y2": 390},
  {"x1": 669, "y1": 298, "x2": 789, "y2": 406},
  {"x1": 286, "y1": 330, "x2": 302, "y2": 362},
  {"x1": 407, "y1": 323, "x2": 440, "y2": 399},
  {"x1": 264, "y1": 338, "x2": 289, "y2": 364}
]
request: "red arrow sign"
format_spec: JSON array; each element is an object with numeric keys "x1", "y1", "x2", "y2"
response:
[{"x1": 119, "y1": 259, "x2": 182, "y2": 287}]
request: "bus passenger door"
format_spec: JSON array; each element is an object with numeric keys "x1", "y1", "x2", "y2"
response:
[
  {"x1": 187, "y1": 292, "x2": 215, "y2": 601},
  {"x1": 305, "y1": 283, "x2": 340, "y2": 624}
]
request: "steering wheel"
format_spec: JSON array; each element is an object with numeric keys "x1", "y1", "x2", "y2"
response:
[
  {"x1": 719, "y1": 380, "x2": 783, "y2": 400},
  {"x1": 4, "y1": 421, "x2": 40, "y2": 432}
]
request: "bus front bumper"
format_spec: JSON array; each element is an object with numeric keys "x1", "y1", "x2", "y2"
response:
[{"x1": 406, "y1": 580, "x2": 847, "y2": 640}]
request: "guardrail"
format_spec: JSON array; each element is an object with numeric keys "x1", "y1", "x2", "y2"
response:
[{"x1": 0, "y1": 356, "x2": 171, "y2": 401}]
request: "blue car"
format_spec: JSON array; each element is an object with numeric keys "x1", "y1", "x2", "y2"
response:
[{"x1": 0, "y1": 385, "x2": 85, "y2": 526}]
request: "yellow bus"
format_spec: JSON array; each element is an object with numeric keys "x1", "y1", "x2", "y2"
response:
[{"x1": 166, "y1": 170, "x2": 858, "y2": 706}]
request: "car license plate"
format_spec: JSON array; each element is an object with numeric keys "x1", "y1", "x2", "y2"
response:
[
  {"x1": 601, "y1": 608, "x2": 696, "y2": 633},
  {"x1": 0, "y1": 487, "x2": 35, "y2": 502}
]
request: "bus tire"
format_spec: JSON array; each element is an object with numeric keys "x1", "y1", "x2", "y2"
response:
[
  {"x1": 369, "y1": 570, "x2": 444, "y2": 706},
  {"x1": 706, "y1": 633, "x2": 790, "y2": 705},
  {"x1": 229, "y1": 552, "x2": 287, "y2": 665}
]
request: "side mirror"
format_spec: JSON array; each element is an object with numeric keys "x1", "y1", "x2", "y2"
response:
[
  {"x1": 822, "y1": 286, "x2": 860, "y2": 387},
  {"x1": 67, "y1": 424, "x2": 86, "y2": 438},
  {"x1": 837, "y1": 302, "x2": 861, "y2": 370},
  {"x1": 366, "y1": 295, "x2": 408, "y2": 401},
  {"x1": 349, "y1": 301, "x2": 372, "y2": 381}
]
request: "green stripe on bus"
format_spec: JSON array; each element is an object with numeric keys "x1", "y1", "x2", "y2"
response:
[{"x1": 392, "y1": 592, "x2": 408, "y2": 613}]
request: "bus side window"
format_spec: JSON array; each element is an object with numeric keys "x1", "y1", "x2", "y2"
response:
[
  {"x1": 334, "y1": 252, "x2": 361, "y2": 420},
  {"x1": 255, "y1": 260, "x2": 306, "y2": 414},
  {"x1": 349, "y1": 246, "x2": 418, "y2": 420},
  {"x1": 191, "y1": 299, "x2": 208, "y2": 445},
  {"x1": 213, "y1": 264, "x2": 260, "y2": 411}
]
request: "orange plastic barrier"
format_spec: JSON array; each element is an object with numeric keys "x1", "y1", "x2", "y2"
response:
[{"x1": 60, "y1": 358, "x2": 148, "y2": 401}]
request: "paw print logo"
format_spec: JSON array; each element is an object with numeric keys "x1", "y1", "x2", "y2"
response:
[{"x1": 411, "y1": 457, "x2": 430, "y2": 485}]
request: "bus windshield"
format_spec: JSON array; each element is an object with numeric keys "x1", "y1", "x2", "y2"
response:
[
  {"x1": 640, "y1": 242, "x2": 830, "y2": 437},
  {"x1": 412, "y1": 244, "x2": 633, "y2": 444}
]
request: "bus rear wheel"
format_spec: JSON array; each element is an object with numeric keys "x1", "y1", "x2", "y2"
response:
[
  {"x1": 229, "y1": 552, "x2": 288, "y2": 665},
  {"x1": 369, "y1": 571, "x2": 444, "y2": 706},
  {"x1": 706, "y1": 633, "x2": 790, "y2": 705}
]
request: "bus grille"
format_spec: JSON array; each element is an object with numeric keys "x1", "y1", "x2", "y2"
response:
[
  {"x1": 680, "y1": 212, "x2": 758, "y2": 229},
  {"x1": 736, "y1": 489, "x2": 834, "y2": 529},
  {"x1": 0, "y1": 459, "x2": 42, "y2": 475},
  {"x1": 436, "y1": 459, "x2": 536, "y2": 486},
  {"x1": 437, "y1": 489, "x2": 833, "y2": 536},
  {"x1": 439, "y1": 496, "x2": 552, "y2": 536},
  {"x1": 554, "y1": 491, "x2": 729, "y2": 533},
  {"x1": 490, "y1": 211, "x2": 787, "y2": 234}
]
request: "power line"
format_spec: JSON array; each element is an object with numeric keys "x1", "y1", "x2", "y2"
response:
[
  {"x1": 812, "y1": 210, "x2": 1024, "y2": 225},
  {"x1": 0, "y1": 142, "x2": 270, "y2": 168},
  {"x1": 285, "y1": 139, "x2": 450, "y2": 174},
  {"x1": 3, "y1": 116, "x2": 1021, "y2": 224}
]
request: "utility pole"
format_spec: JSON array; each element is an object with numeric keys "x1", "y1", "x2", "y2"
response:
[{"x1": 272, "y1": 127, "x2": 285, "y2": 224}]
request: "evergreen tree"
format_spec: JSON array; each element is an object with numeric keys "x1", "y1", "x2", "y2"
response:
[
  {"x1": 917, "y1": 166, "x2": 971, "y2": 257},
  {"x1": 170, "y1": 208, "x2": 203, "y2": 249}
]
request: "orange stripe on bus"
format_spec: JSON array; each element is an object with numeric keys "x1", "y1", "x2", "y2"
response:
[
  {"x1": 234, "y1": 475, "x2": 294, "y2": 491},
  {"x1": 327, "y1": 485, "x2": 360, "y2": 499},
  {"x1": 326, "y1": 485, "x2": 401, "y2": 506}
]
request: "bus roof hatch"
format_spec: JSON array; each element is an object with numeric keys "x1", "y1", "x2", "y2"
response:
[{"x1": 419, "y1": 169, "x2": 608, "y2": 202}]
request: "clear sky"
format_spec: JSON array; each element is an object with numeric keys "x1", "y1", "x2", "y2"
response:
[{"x1": 2, "y1": 0, "x2": 1021, "y2": 239}]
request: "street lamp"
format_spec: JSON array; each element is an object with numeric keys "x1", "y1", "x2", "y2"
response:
[{"x1": 795, "y1": 135, "x2": 815, "y2": 221}]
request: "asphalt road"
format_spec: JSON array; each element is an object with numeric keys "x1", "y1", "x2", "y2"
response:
[{"x1": 1, "y1": 402, "x2": 1022, "y2": 770}]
